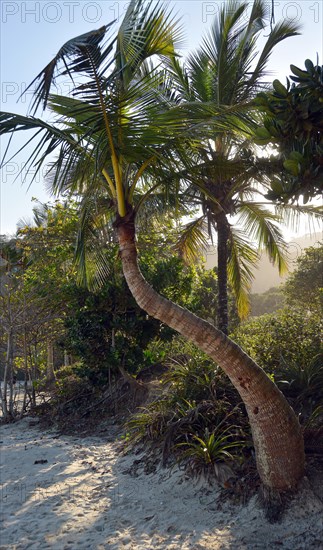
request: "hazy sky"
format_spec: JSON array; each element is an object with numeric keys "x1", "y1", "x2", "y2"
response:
[{"x1": 1, "y1": 0, "x2": 322, "y2": 235}]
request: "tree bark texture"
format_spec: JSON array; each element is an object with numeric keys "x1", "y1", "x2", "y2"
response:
[
  {"x1": 46, "y1": 340, "x2": 55, "y2": 382},
  {"x1": 116, "y1": 212, "x2": 305, "y2": 491},
  {"x1": 216, "y1": 211, "x2": 230, "y2": 335},
  {"x1": 1, "y1": 329, "x2": 15, "y2": 421}
]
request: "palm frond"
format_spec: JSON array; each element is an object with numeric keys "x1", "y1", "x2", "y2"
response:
[
  {"x1": 75, "y1": 193, "x2": 115, "y2": 291},
  {"x1": 0, "y1": 111, "x2": 86, "y2": 186},
  {"x1": 236, "y1": 202, "x2": 289, "y2": 274},
  {"x1": 198, "y1": 0, "x2": 264, "y2": 105},
  {"x1": 228, "y1": 227, "x2": 259, "y2": 318},
  {"x1": 23, "y1": 23, "x2": 116, "y2": 113},
  {"x1": 174, "y1": 217, "x2": 209, "y2": 264},
  {"x1": 274, "y1": 203, "x2": 323, "y2": 235},
  {"x1": 163, "y1": 56, "x2": 192, "y2": 101},
  {"x1": 248, "y1": 19, "x2": 301, "y2": 88},
  {"x1": 116, "y1": 0, "x2": 184, "y2": 90}
]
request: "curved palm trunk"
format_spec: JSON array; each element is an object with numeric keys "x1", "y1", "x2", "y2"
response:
[
  {"x1": 216, "y1": 211, "x2": 230, "y2": 335},
  {"x1": 116, "y1": 211, "x2": 304, "y2": 491}
]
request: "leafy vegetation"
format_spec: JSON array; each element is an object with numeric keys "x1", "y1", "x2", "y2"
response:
[
  {"x1": 176, "y1": 428, "x2": 244, "y2": 483},
  {"x1": 255, "y1": 60, "x2": 323, "y2": 203},
  {"x1": 126, "y1": 338, "x2": 252, "y2": 482},
  {"x1": 234, "y1": 308, "x2": 321, "y2": 377},
  {"x1": 284, "y1": 244, "x2": 323, "y2": 314}
]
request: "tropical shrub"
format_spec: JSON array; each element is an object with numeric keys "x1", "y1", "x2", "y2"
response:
[
  {"x1": 235, "y1": 309, "x2": 322, "y2": 420},
  {"x1": 284, "y1": 244, "x2": 323, "y2": 314},
  {"x1": 62, "y1": 245, "x2": 198, "y2": 380},
  {"x1": 276, "y1": 352, "x2": 323, "y2": 417},
  {"x1": 234, "y1": 308, "x2": 321, "y2": 373},
  {"x1": 126, "y1": 338, "x2": 251, "y2": 476},
  {"x1": 176, "y1": 427, "x2": 245, "y2": 482}
]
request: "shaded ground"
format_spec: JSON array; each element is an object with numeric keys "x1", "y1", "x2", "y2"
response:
[{"x1": 0, "y1": 418, "x2": 322, "y2": 550}]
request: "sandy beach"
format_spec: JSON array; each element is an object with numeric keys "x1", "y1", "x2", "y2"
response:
[{"x1": 0, "y1": 417, "x2": 322, "y2": 550}]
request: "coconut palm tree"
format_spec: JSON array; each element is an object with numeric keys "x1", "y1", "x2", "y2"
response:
[
  {"x1": 162, "y1": 0, "x2": 306, "y2": 333},
  {"x1": 0, "y1": 0, "x2": 305, "y2": 490}
]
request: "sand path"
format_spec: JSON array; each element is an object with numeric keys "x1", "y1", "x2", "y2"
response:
[{"x1": 0, "y1": 418, "x2": 322, "y2": 549}]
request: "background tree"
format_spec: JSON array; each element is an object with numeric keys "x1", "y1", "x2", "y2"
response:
[
  {"x1": 163, "y1": 0, "x2": 301, "y2": 332},
  {"x1": 0, "y1": 237, "x2": 24, "y2": 420},
  {"x1": 17, "y1": 201, "x2": 80, "y2": 382},
  {"x1": 254, "y1": 59, "x2": 323, "y2": 203},
  {"x1": 236, "y1": 243, "x2": 322, "y2": 415},
  {"x1": 284, "y1": 244, "x2": 322, "y2": 314},
  {"x1": 250, "y1": 286, "x2": 285, "y2": 317}
]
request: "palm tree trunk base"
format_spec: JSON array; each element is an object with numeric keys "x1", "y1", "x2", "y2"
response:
[{"x1": 259, "y1": 484, "x2": 297, "y2": 523}]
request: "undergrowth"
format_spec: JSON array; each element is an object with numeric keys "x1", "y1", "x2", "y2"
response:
[
  {"x1": 126, "y1": 339, "x2": 253, "y2": 484},
  {"x1": 126, "y1": 337, "x2": 323, "y2": 486}
]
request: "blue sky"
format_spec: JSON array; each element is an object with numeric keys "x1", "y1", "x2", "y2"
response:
[{"x1": 1, "y1": 0, "x2": 322, "y2": 235}]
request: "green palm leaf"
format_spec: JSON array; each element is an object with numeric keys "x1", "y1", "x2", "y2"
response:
[
  {"x1": 24, "y1": 23, "x2": 116, "y2": 113},
  {"x1": 75, "y1": 192, "x2": 114, "y2": 290},
  {"x1": 274, "y1": 203, "x2": 323, "y2": 234},
  {"x1": 228, "y1": 227, "x2": 259, "y2": 318},
  {"x1": 236, "y1": 202, "x2": 288, "y2": 274},
  {"x1": 174, "y1": 217, "x2": 210, "y2": 264}
]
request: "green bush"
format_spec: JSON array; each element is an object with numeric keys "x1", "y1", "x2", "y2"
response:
[
  {"x1": 234, "y1": 308, "x2": 323, "y2": 420},
  {"x1": 54, "y1": 364, "x2": 91, "y2": 398},
  {"x1": 276, "y1": 352, "x2": 323, "y2": 417},
  {"x1": 234, "y1": 308, "x2": 321, "y2": 373}
]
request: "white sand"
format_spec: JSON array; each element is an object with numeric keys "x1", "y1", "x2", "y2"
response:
[{"x1": 0, "y1": 418, "x2": 322, "y2": 550}]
